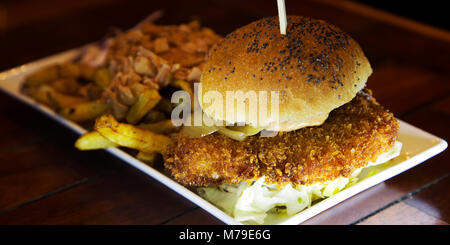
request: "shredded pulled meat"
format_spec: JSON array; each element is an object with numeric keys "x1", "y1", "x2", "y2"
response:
[
  {"x1": 80, "y1": 20, "x2": 222, "y2": 120},
  {"x1": 163, "y1": 89, "x2": 399, "y2": 187}
]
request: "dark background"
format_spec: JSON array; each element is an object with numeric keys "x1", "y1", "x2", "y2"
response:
[
  {"x1": 356, "y1": 0, "x2": 449, "y2": 30},
  {"x1": 0, "y1": 0, "x2": 448, "y2": 72},
  {"x1": 0, "y1": 0, "x2": 449, "y2": 71}
]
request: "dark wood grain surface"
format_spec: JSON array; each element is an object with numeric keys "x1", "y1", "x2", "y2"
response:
[{"x1": 0, "y1": 0, "x2": 448, "y2": 225}]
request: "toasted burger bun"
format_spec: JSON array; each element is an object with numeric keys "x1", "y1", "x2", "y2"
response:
[{"x1": 200, "y1": 16, "x2": 372, "y2": 131}]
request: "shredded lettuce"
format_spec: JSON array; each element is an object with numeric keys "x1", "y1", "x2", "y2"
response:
[{"x1": 199, "y1": 141, "x2": 402, "y2": 224}]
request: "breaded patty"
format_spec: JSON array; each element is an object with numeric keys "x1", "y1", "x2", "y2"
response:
[{"x1": 163, "y1": 89, "x2": 399, "y2": 187}]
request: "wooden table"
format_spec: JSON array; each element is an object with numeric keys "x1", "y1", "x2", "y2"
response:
[{"x1": 0, "y1": 0, "x2": 449, "y2": 225}]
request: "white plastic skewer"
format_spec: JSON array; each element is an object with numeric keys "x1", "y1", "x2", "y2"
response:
[{"x1": 277, "y1": 0, "x2": 287, "y2": 35}]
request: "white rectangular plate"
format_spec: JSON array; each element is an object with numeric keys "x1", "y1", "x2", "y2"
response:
[{"x1": 0, "y1": 49, "x2": 447, "y2": 225}]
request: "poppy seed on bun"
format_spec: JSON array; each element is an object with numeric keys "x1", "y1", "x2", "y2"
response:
[{"x1": 200, "y1": 16, "x2": 372, "y2": 131}]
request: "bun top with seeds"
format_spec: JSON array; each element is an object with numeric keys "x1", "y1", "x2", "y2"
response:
[{"x1": 200, "y1": 16, "x2": 372, "y2": 131}]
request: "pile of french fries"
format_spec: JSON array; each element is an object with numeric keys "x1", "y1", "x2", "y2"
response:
[
  {"x1": 75, "y1": 114, "x2": 173, "y2": 163},
  {"x1": 22, "y1": 61, "x2": 180, "y2": 165},
  {"x1": 21, "y1": 20, "x2": 222, "y2": 165},
  {"x1": 23, "y1": 62, "x2": 110, "y2": 122}
]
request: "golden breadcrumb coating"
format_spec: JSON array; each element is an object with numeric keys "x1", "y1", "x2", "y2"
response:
[{"x1": 163, "y1": 89, "x2": 399, "y2": 186}]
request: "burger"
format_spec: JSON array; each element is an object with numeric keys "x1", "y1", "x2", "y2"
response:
[{"x1": 163, "y1": 16, "x2": 401, "y2": 224}]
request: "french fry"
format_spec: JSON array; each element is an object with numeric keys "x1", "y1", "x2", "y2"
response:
[
  {"x1": 45, "y1": 87, "x2": 87, "y2": 109},
  {"x1": 93, "y1": 68, "x2": 111, "y2": 89},
  {"x1": 79, "y1": 64, "x2": 96, "y2": 80},
  {"x1": 126, "y1": 89, "x2": 161, "y2": 124},
  {"x1": 50, "y1": 78, "x2": 80, "y2": 94},
  {"x1": 79, "y1": 84, "x2": 103, "y2": 100},
  {"x1": 25, "y1": 65, "x2": 59, "y2": 87},
  {"x1": 30, "y1": 85, "x2": 86, "y2": 109},
  {"x1": 171, "y1": 79, "x2": 194, "y2": 101},
  {"x1": 171, "y1": 79, "x2": 195, "y2": 109},
  {"x1": 155, "y1": 98, "x2": 175, "y2": 115},
  {"x1": 136, "y1": 151, "x2": 159, "y2": 165},
  {"x1": 60, "y1": 101, "x2": 111, "y2": 122},
  {"x1": 28, "y1": 85, "x2": 54, "y2": 106},
  {"x1": 25, "y1": 62, "x2": 81, "y2": 88},
  {"x1": 144, "y1": 110, "x2": 167, "y2": 123},
  {"x1": 59, "y1": 62, "x2": 81, "y2": 78},
  {"x1": 95, "y1": 114, "x2": 172, "y2": 153},
  {"x1": 75, "y1": 131, "x2": 118, "y2": 150},
  {"x1": 138, "y1": 119, "x2": 178, "y2": 134}
]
